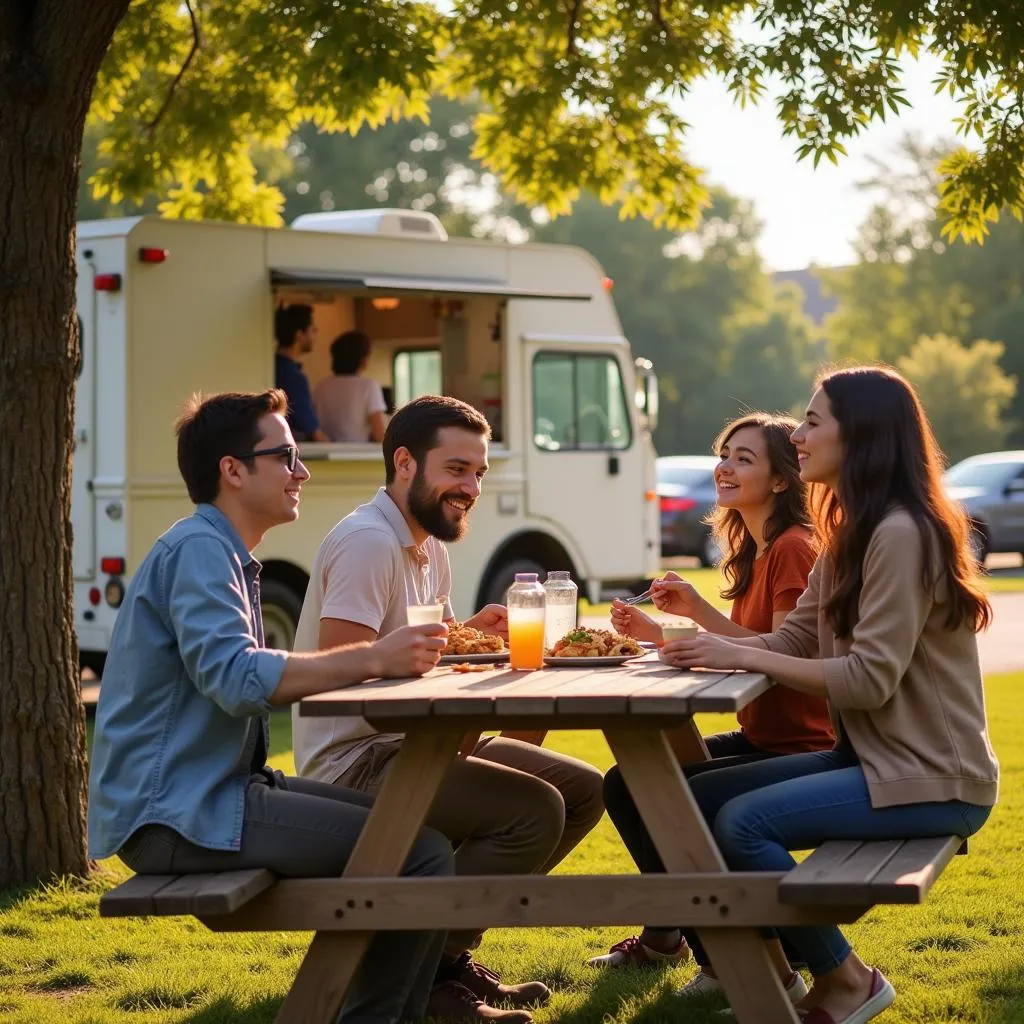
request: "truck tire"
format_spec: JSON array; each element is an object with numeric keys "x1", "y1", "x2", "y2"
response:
[
  {"x1": 479, "y1": 558, "x2": 547, "y2": 609},
  {"x1": 260, "y1": 578, "x2": 303, "y2": 651}
]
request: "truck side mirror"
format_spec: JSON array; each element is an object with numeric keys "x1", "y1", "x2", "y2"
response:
[{"x1": 633, "y1": 357, "x2": 659, "y2": 433}]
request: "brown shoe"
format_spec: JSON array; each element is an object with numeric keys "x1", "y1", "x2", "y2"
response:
[
  {"x1": 449, "y1": 952, "x2": 550, "y2": 1009},
  {"x1": 425, "y1": 980, "x2": 533, "y2": 1022}
]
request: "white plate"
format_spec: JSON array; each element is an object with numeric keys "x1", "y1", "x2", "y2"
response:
[
  {"x1": 439, "y1": 651, "x2": 510, "y2": 665},
  {"x1": 542, "y1": 654, "x2": 645, "y2": 667}
]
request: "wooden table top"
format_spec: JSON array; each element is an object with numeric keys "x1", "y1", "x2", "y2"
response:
[{"x1": 299, "y1": 652, "x2": 771, "y2": 723}]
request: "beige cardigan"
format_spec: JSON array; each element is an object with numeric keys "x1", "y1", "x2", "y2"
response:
[{"x1": 759, "y1": 509, "x2": 999, "y2": 809}]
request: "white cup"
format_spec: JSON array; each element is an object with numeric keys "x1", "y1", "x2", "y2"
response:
[
  {"x1": 661, "y1": 623, "x2": 699, "y2": 643},
  {"x1": 407, "y1": 603, "x2": 445, "y2": 626}
]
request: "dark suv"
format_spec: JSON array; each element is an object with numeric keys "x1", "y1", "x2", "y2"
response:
[{"x1": 657, "y1": 455, "x2": 721, "y2": 566}]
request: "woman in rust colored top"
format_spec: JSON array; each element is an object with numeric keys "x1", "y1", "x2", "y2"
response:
[{"x1": 590, "y1": 412, "x2": 834, "y2": 972}]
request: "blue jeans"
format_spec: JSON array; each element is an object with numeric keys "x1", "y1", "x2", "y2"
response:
[
  {"x1": 683, "y1": 749, "x2": 992, "y2": 976},
  {"x1": 604, "y1": 730, "x2": 781, "y2": 876}
]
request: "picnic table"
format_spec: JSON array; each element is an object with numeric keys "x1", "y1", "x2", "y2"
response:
[
  {"x1": 102, "y1": 653, "x2": 964, "y2": 1023},
  {"x1": 286, "y1": 652, "x2": 810, "y2": 1024}
]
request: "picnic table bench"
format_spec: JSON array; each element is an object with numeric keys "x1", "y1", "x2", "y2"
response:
[{"x1": 99, "y1": 655, "x2": 967, "y2": 1024}]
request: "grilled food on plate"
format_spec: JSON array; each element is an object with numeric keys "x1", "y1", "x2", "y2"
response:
[
  {"x1": 442, "y1": 622, "x2": 506, "y2": 655},
  {"x1": 548, "y1": 628, "x2": 642, "y2": 658}
]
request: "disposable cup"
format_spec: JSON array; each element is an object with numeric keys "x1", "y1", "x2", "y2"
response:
[
  {"x1": 661, "y1": 623, "x2": 699, "y2": 643},
  {"x1": 407, "y1": 603, "x2": 445, "y2": 626}
]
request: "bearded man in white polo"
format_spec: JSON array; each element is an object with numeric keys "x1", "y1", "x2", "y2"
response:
[{"x1": 293, "y1": 394, "x2": 604, "y2": 1023}]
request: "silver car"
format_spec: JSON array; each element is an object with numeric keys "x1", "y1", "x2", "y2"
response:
[{"x1": 943, "y1": 451, "x2": 1024, "y2": 561}]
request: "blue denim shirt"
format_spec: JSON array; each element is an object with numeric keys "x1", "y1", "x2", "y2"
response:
[
  {"x1": 274, "y1": 352, "x2": 320, "y2": 440},
  {"x1": 87, "y1": 504, "x2": 288, "y2": 859}
]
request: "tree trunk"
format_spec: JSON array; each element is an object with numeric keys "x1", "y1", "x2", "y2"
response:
[{"x1": 0, "y1": 0, "x2": 130, "y2": 888}]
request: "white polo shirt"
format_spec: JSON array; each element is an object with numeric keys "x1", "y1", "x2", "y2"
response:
[{"x1": 291, "y1": 488, "x2": 453, "y2": 783}]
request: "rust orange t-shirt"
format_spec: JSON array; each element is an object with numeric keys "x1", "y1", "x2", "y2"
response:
[{"x1": 731, "y1": 526, "x2": 836, "y2": 754}]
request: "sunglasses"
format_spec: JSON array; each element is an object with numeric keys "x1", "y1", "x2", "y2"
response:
[{"x1": 232, "y1": 444, "x2": 300, "y2": 473}]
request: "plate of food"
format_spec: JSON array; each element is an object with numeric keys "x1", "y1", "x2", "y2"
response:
[
  {"x1": 543, "y1": 628, "x2": 645, "y2": 667},
  {"x1": 438, "y1": 622, "x2": 509, "y2": 664}
]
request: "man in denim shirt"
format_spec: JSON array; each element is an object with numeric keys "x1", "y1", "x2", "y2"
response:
[{"x1": 88, "y1": 388, "x2": 451, "y2": 1024}]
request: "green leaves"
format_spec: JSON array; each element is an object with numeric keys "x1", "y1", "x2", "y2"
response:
[
  {"x1": 898, "y1": 335, "x2": 1017, "y2": 463},
  {"x1": 85, "y1": 1, "x2": 1024, "y2": 236}
]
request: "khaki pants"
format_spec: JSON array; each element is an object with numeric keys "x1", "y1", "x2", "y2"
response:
[{"x1": 336, "y1": 736, "x2": 605, "y2": 955}]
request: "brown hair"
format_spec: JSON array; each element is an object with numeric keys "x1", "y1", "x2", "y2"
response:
[
  {"x1": 175, "y1": 389, "x2": 288, "y2": 504},
  {"x1": 274, "y1": 304, "x2": 313, "y2": 349},
  {"x1": 709, "y1": 413, "x2": 814, "y2": 601},
  {"x1": 812, "y1": 365, "x2": 991, "y2": 637},
  {"x1": 383, "y1": 395, "x2": 491, "y2": 484},
  {"x1": 330, "y1": 330, "x2": 372, "y2": 375}
]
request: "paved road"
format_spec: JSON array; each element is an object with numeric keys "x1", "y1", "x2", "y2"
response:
[
  {"x1": 582, "y1": 591, "x2": 1024, "y2": 676},
  {"x1": 977, "y1": 593, "x2": 1024, "y2": 674}
]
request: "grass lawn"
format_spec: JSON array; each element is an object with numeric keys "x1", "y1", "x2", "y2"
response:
[{"x1": 2, "y1": 673, "x2": 1022, "y2": 1022}]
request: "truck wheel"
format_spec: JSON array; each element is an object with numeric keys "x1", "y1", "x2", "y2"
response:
[
  {"x1": 479, "y1": 558, "x2": 547, "y2": 609},
  {"x1": 260, "y1": 579, "x2": 303, "y2": 651}
]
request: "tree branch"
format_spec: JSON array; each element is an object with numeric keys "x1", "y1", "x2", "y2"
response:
[
  {"x1": 648, "y1": 0, "x2": 671, "y2": 38},
  {"x1": 566, "y1": 0, "x2": 582, "y2": 56},
  {"x1": 145, "y1": 0, "x2": 200, "y2": 135}
]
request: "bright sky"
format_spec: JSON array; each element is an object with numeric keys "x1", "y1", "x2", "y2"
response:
[{"x1": 679, "y1": 54, "x2": 964, "y2": 271}]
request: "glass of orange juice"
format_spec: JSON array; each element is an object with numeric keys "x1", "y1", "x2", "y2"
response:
[{"x1": 507, "y1": 573, "x2": 546, "y2": 670}]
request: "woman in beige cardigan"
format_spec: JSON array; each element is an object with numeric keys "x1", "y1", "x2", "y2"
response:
[{"x1": 658, "y1": 366, "x2": 999, "y2": 1024}]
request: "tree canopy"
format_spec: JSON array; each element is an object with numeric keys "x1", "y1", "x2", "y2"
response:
[
  {"x1": 89, "y1": 1, "x2": 1024, "y2": 239},
  {"x1": 822, "y1": 135, "x2": 1024, "y2": 444}
]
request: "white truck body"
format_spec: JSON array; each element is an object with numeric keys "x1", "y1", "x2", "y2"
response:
[{"x1": 72, "y1": 212, "x2": 660, "y2": 668}]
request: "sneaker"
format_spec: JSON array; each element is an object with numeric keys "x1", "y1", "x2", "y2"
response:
[
  {"x1": 425, "y1": 981, "x2": 534, "y2": 1022},
  {"x1": 448, "y1": 952, "x2": 550, "y2": 1009},
  {"x1": 587, "y1": 934, "x2": 690, "y2": 969},
  {"x1": 717, "y1": 972, "x2": 809, "y2": 1015},
  {"x1": 677, "y1": 970, "x2": 806, "y2": 1004},
  {"x1": 675, "y1": 970, "x2": 724, "y2": 998}
]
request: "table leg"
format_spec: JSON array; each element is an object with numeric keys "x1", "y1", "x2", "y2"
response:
[
  {"x1": 605, "y1": 725, "x2": 799, "y2": 1024},
  {"x1": 275, "y1": 728, "x2": 464, "y2": 1024}
]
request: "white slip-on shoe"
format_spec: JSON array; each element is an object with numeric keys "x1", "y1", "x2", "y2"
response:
[
  {"x1": 675, "y1": 971, "x2": 723, "y2": 998},
  {"x1": 718, "y1": 971, "x2": 809, "y2": 1015}
]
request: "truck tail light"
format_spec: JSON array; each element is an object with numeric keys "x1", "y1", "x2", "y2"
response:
[
  {"x1": 660, "y1": 497, "x2": 697, "y2": 513},
  {"x1": 105, "y1": 578, "x2": 125, "y2": 608},
  {"x1": 138, "y1": 247, "x2": 168, "y2": 263},
  {"x1": 100, "y1": 556, "x2": 126, "y2": 575},
  {"x1": 94, "y1": 273, "x2": 122, "y2": 292}
]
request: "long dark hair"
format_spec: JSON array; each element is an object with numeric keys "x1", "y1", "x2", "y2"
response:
[
  {"x1": 709, "y1": 413, "x2": 813, "y2": 601},
  {"x1": 811, "y1": 366, "x2": 991, "y2": 637}
]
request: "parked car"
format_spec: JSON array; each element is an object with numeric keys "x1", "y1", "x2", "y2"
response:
[
  {"x1": 657, "y1": 455, "x2": 721, "y2": 566},
  {"x1": 943, "y1": 451, "x2": 1024, "y2": 561}
]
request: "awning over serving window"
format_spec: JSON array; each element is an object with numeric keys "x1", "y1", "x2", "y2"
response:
[{"x1": 270, "y1": 268, "x2": 592, "y2": 302}]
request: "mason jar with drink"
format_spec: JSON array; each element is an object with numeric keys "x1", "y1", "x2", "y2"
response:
[
  {"x1": 506, "y1": 573, "x2": 546, "y2": 670},
  {"x1": 543, "y1": 570, "x2": 577, "y2": 648}
]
